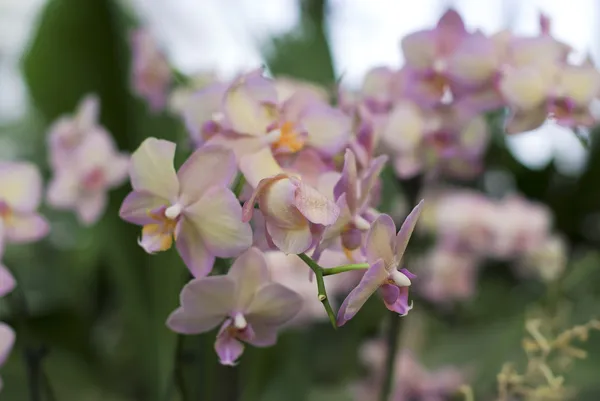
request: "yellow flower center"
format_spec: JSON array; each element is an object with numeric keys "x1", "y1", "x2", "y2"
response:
[
  {"x1": 271, "y1": 121, "x2": 305, "y2": 153},
  {"x1": 140, "y1": 207, "x2": 180, "y2": 252}
]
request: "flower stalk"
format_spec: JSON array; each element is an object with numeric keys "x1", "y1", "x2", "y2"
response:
[{"x1": 297, "y1": 253, "x2": 337, "y2": 329}]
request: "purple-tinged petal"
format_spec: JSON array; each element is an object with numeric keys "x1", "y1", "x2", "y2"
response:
[
  {"x1": 75, "y1": 94, "x2": 100, "y2": 131},
  {"x1": 447, "y1": 33, "x2": 498, "y2": 88},
  {"x1": 293, "y1": 179, "x2": 340, "y2": 226},
  {"x1": 0, "y1": 264, "x2": 15, "y2": 297},
  {"x1": 382, "y1": 101, "x2": 424, "y2": 154},
  {"x1": 336, "y1": 259, "x2": 387, "y2": 326},
  {"x1": 239, "y1": 148, "x2": 284, "y2": 189},
  {"x1": 176, "y1": 220, "x2": 216, "y2": 278},
  {"x1": 0, "y1": 162, "x2": 42, "y2": 212},
  {"x1": 393, "y1": 155, "x2": 423, "y2": 179},
  {"x1": 105, "y1": 153, "x2": 130, "y2": 187},
  {"x1": 365, "y1": 214, "x2": 396, "y2": 266},
  {"x1": 401, "y1": 31, "x2": 437, "y2": 70},
  {"x1": 0, "y1": 323, "x2": 15, "y2": 367},
  {"x1": 185, "y1": 187, "x2": 252, "y2": 258},
  {"x1": 183, "y1": 83, "x2": 228, "y2": 144},
  {"x1": 5, "y1": 213, "x2": 49, "y2": 243},
  {"x1": 498, "y1": 67, "x2": 550, "y2": 111},
  {"x1": 246, "y1": 282, "x2": 303, "y2": 326},
  {"x1": 395, "y1": 200, "x2": 424, "y2": 260},
  {"x1": 167, "y1": 275, "x2": 235, "y2": 333},
  {"x1": 228, "y1": 247, "x2": 271, "y2": 309},
  {"x1": 46, "y1": 172, "x2": 78, "y2": 209},
  {"x1": 334, "y1": 149, "x2": 358, "y2": 214},
  {"x1": 436, "y1": 9, "x2": 467, "y2": 55},
  {"x1": 317, "y1": 194, "x2": 353, "y2": 251},
  {"x1": 303, "y1": 106, "x2": 351, "y2": 157},
  {"x1": 358, "y1": 155, "x2": 388, "y2": 208},
  {"x1": 75, "y1": 193, "x2": 107, "y2": 226},
  {"x1": 119, "y1": 191, "x2": 167, "y2": 225},
  {"x1": 129, "y1": 138, "x2": 179, "y2": 201},
  {"x1": 177, "y1": 145, "x2": 237, "y2": 206},
  {"x1": 243, "y1": 323, "x2": 278, "y2": 347},
  {"x1": 265, "y1": 221, "x2": 313, "y2": 255},
  {"x1": 259, "y1": 177, "x2": 307, "y2": 229},
  {"x1": 222, "y1": 71, "x2": 277, "y2": 136},
  {"x1": 380, "y1": 284, "x2": 413, "y2": 316},
  {"x1": 214, "y1": 321, "x2": 245, "y2": 366},
  {"x1": 399, "y1": 268, "x2": 417, "y2": 280}
]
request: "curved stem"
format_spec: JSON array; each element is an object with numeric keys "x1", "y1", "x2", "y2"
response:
[
  {"x1": 297, "y1": 253, "x2": 337, "y2": 329},
  {"x1": 322, "y1": 263, "x2": 369, "y2": 276}
]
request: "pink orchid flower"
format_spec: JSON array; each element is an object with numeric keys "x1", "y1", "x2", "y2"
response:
[
  {"x1": 0, "y1": 162, "x2": 49, "y2": 244},
  {"x1": 400, "y1": 9, "x2": 469, "y2": 104},
  {"x1": 0, "y1": 322, "x2": 14, "y2": 391},
  {"x1": 119, "y1": 138, "x2": 252, "y2": 277},
  {"x1": 182, "y1": 82, "x2": 228, "y2": 147},
  {"x1": 337, "y1": 203, "x2": 423, "y2": 327},
  {"x1": 208, "y1": 69, "x2": 350, "y2": 161},
  {"x1": 130, "y1": 29, "x2": 172, "y2": 111},
  {"x1": 240, "y1": 148, "x2": 340, "y2": 255},
  {"x1": 313, "y1": 149, "x2": 387, "y2": 261},
  {"x1": 500, "y1": 61, "x2": 600, "y2": 133},
  {"x1": 47, "y1": 128, "x2": 129, "y2": 225},
  {"x1": 47, "y1": 94, "x2": 99, "y2": 170},
  {"x1": 167, "y1": 247, "x2": 302, "y2": 366}
]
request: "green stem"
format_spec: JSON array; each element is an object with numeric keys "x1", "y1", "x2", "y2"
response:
[
  {"x1": 297, "y1": 253, "x2": 337, "y2": 329},
  {"x1": 322, "y1": 263, "x2": 369, "y2": 276},
  {"x1": 379, "y1": 316, "x2": 400, "y2": 401}
]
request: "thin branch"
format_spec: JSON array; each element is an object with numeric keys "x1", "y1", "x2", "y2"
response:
[
  {"x1": 297, "y1": 253, "x2": 337, "y2": 329},
  {"x1": 322, "y1": 263, "x2": 369, "y2": 276}
]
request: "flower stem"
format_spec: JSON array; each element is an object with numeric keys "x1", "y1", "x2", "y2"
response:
[
  {"x1": 297, "y1": 253, "x2": 337, "y2": 329},
  {"x1": 379, "y1": 316, "x2": 400, "y2": 401},
  {"x1": 322, "y1": 263, "x2": 369, "y2": 276}
]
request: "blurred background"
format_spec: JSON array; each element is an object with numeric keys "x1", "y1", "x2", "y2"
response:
[{"x1": 2, "y1": 0, "x2": 600, "y2": 400}]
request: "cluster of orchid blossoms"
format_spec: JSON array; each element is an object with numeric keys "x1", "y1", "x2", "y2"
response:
[
  {"x1": 118, "y1": 9, "x2": 599, "y2": 367},
  {"x1": 417, "y1": 190, "x2": 566, "y2": 304},
  {"x1": 46, "y1": 95, "x2": 129, "y2": 225},
  {"x1": 0, "y1": 161, "x2": 50, "y2": 388},
  {"x1": 118, "y1": 134, "x2": 424, "y2": 365}
]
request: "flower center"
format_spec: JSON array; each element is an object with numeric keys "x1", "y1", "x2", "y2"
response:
[
  {"x1": 548, "y1": 97, "x2": 575, "y2": 121},
  {"x1": 424, "y1": 70, "x2": 448, "y2": 98},
  {"x1": 388, "y1": 269, "x2": 412, "y2": 287},
  {"x1": 139, "y1": 206, "x2": 181, "y2": 253},
  {"x1": 270, "y1": 121, "x2": 305, "y2": 153},
  {"x1": 82, "y1": 167, "x2": 106, "y2": 191},
  {"x1": 0, "y1": 200, "x2": 12, "y2": 221}
]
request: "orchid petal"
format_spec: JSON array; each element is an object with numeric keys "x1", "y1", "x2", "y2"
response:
[
  {"x1": 359, "y1": 155, "x2": 388, "y2": 208},
  {"x1": 229, "y1": 247, "x2": 271, "y2": 309},
  {"x1": 244, "y1": 323, "x2": 278, "y2": 347},
  {"x1": 336, "y1": 259, "x2": 387, "y2": 326},
  {"x1": 5, "y1": 213, "x2": 49, "y2": 243},
  {"x1": 183, "y1": 83, "x2": 227, "y2": 142},
  {"x1": 129, "y1": 138, "x2": 179, "y2": 201},
  {"x1": 76, "y1": 193, "x2": 107, "y2": 225},
  {"x1": 246, "y1": 282, "x2": 303, "y2": 326},
  {"x1": 176, "y1": 220, "x2": 216, "y2": 277},
  {"x1": 560, "y1": 66, "x2": 600, "y2": 105},
  {"x1": 0, "y1": 162, "x2": 42, "y2": 212},
  {"x1": 0, "y1": 323, "x2": 15, "y2": 366},
  {"x1": 177, "y1": 145, "x2": 236, "y2": 206},
  {"x1": 395, "y1": 200, "x2": 424, "y2": 260},
  {"x1": 105, "y1": 153, "x2": 130, "y2": 187},
  {"x1": 382, "y1": 101, "x2": 424, "y2": 153},
  {"x1": 266, "y1": 222, "x2": 313, "y2": 255},
  {"x1": 293, "y1": 179, "x2": 340, "y2": 226},
  {"x1": 185, "y1": 187, "x2": 252, "y2": 258},
  {"x1": 380, "y1": 284, "x2": 413, "y2": 316},
  {"x1": 119, "y1": 191, "x2": 167, "y2": 225},
  {"x1": 401, "y1": 30, "x2": 437, "y2": 70},
  {"x1": 334, "y1": 149, "x2": 358, "y2": 214},
  {"x1": 504, "y1": 109, "x2": 547, "y2": 134},
  {"x1": 167, "y1": 276, "x2": 235, "y2": 334},
  {"x1": 365, "y1": 214, "x2": 396, "y2": 266},
  {"x1": 259, "y1": 177, "x2": 307, "y2": 229},
  {"x1": 303, "y1": 106, "x2": 351, "y2": 157},
  {"x1": 46, "y1": 172, "x2": 79, "y2": 209},
  {"x1": 499, "y1": 67, "x2": 549, "y2": 110},
  {"x1": 239, "y1": 148, "x2": 284, "y2": 189},
  {"x1": 0, "y1": 264, "x2": 15, "y2": 297}
]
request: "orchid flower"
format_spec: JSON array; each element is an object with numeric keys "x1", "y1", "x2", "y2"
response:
[
  {"x1": 240, "y1": 148, "x2": 340, "y2": 255},
  {"x1": 337, "y1": 203, "x2": 423, "y2": 327},
  {"x1": 313, "y1": 149, "x2": 387, "y2": 261},
  {"x1": 47, "y1": 128, "x2": 129, "y2": 225},
  {"x1": 47, "y1": 94, "x2": 99, "y2": 169},
  {"x1": 0, "y1": 162, "x2": 49, "y2": 244},
  {"x1": 130, "y1": 29, "x2": 172, "y2": 111},
  {"x1": 0, "y1": 323, "x2": 14, "y2": 392},
  {"x1": 207, "y1": 69, "x2": 350, "y2": 161},
  {"x1": 119, "y1": 138, "x2": 252, "y2": 277},
  {"x1": 182, "y1": 82, "x2": 228, "y2": 147},
  {"x1": 167, "y1": 247, "x2": 302, "y2": 365}
]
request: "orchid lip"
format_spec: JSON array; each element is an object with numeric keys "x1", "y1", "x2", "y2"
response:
[
  {"x1": 353, "y1": 215, "x2": 371, "y2": 231},
  {"x1": 263, "y1": 129, "x2": 282, "y2": 145}
]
